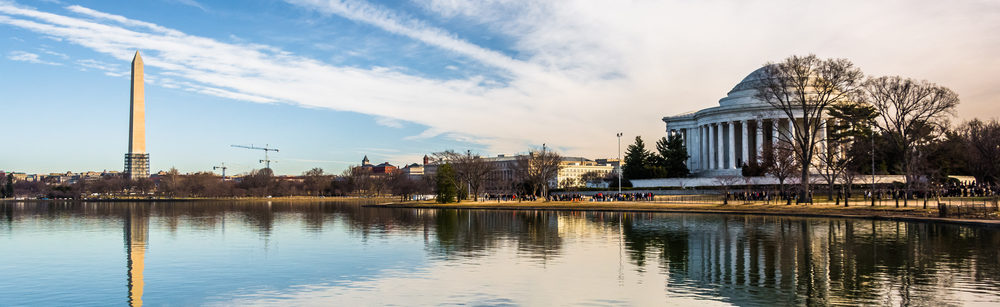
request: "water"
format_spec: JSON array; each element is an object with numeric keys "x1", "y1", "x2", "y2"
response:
[{"x1": 1, "y1": 201, "x2": 999, "y2": 306}]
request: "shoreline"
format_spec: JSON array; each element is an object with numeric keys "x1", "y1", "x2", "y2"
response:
[
  {"x1": 4, "y1": 197, "x2": 998, "y2": 227},
  {"x1": 0, "y1": 196, "x2": 387, "y2": 203},
  {"x1": 370, "y1": 200, "x2": 1000, "y2": 228}
]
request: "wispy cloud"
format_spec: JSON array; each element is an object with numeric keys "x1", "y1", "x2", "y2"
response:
[
  {"x1": 76, "y1": 58, "x2": 125, "y2": 76},
  {"x1": 7, "y1": 50, "x2": 60, "y2": 65},
  {"x1": 170, "y1": 0, "x2": 207, "y2": 12},
  {"x1": 285, "y1": 158, "x2": 356, "y2": 164},
  {"x1": 2, "y1": 0, "x2": 998, "y2": 160},
  {"x1": 286, "y1": 0, "x2": 541, "y2": 79},
  {"x1": 356, "y1": 147, "x2": 399, "y2": 153},
  {"x1": 65, "y1": 5, "x2": 183, "y2": 36},
  {"x1": 0, "y1": 2, "x2": 600, "y2": 156},
  {"x1": 39, "y1": 48, "x2": 68, "y2": 59},
  {"x1": 374, "y1": 116, "x2": 403, "y2": 128}
]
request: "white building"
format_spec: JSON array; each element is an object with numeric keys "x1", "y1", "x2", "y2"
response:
[
  {"x1": 662, "y1": 66, "x2": 831, "y2": 177},
  {"x1": 554, "y1": 157, "x2": 614, "y2": 188}
]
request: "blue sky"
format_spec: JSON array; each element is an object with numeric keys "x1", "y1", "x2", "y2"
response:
[{"x1": 2, "y1": 0, "x2": 999, "y2": 175}]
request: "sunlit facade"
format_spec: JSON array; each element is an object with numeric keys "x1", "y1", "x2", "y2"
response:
[{"x1": 663, "y1": 67, "x2": 831, "y2": 177}]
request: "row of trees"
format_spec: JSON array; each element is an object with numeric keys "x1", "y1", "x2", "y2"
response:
[
  {"x1": 2, "y1": 146, "x2": 572, "y2": 202},
  {"x1": 434, "y1": 147, "x2": 563, "y2": 203},
  {"x1": 754, "y1": 54, "x2": 973, "y2": 203},
  {"x1": 728, "y1": 54, "x2": 1000, "y2": 204},
  {"x1": 0, "y1": 167, "x2": 435, "y2": 199}
]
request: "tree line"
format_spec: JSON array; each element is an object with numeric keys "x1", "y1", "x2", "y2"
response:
[
  {"x1": 0, "y1": 146, "x2": 571, "y2": 202},
  {"x1": 0, "y1": 167, "x2": 433, "y2": 200},
  {"x1": 433, "y1": 147, "x2": 562, "y2": 203}
]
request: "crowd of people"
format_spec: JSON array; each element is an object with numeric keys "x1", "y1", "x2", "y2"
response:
[
  {"x1": 940, "y1": 181, "x2": 999, "y2": 197},
  {"x1": 727, "y1": 190, "x2": 803, "y2": 204},
  {"x1": 730, "y1": 191, "x2": 774, "y2": 202},
  {"x1": 483, "y1": 194, "x2": 538, "y2": 202},
  {"x1": 547, "y1": 192, "x2": 656, "y2": 202},
  {"x1": 861, "y1": 182, "x2": 1000, "y2": 201},
  {"x1": 482, "y1": 182, "x2": 999, "y2": 205}
]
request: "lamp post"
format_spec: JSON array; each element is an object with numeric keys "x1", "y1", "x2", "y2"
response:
[
  {"x1": 467, "y1": 150, "x2": 472, "y2": 200},
  {"x1": 871, "y1": 120, "x2": 876, "y2": 207},
  {"x1": 617, "y1": 132, "x2": 623, "y2": 198},
  {"x1": 542, "y1": 143, "x2": 547, "y2": 200}
]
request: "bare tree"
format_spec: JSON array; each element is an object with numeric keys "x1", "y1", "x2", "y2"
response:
[
  {"x1": 434, "y1": 150, "x2": 496, "y2": 201},
  {"x1": 514, "y1": 147, "x2": 563, "y2": 199},
  {"x1": 862, "y1": 76, "x2": 959, "y2": 205},
  {"x1": 303, "y1": 168, "x2": 329, "y2": 196},
  {"x1": 239, "y1": 168, "x2": 275, "y2": 197},
  {"x1": 343, "y1": 166, "x2": 374, "y2": 196},
  {"x1": 840, "y1": 169, "x2": 860, "y2": 207},
  {"x1": 814, "y1": 141, "x2": 847, "y2": 202},
  {"x1": 754, "y1": 54, "x2": 864, "y2": 203},
  {"x1": 766, "y1": 142, "x2": 801, "y2": 200},
  {"x1": 388, "y1": 170, "x2": 421, "y2": 201},
  {"x1": 958, "y1": 119, "x2": 1000, "y2": 184}
]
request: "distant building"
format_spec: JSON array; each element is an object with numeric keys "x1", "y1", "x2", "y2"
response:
[
  {"x1": 43, "y1": 172, "x2": 79, "y2": 185},
  {"x1": 357, "y1": 156, "x2": 397, "y2": 174},
  {"x1": 80, "y1": 171, "x2": 103, "y2": 181},
  {"x1": 9, "y1": 172, "x2": 28, "y2": 182},
  {"x1": 594, "y1": 158, "x2": 622, "y2": 176},
  {"x1": 370, "y1": 162, "x2": 397, "y2": 174},
  {"x1": 554, "y1": 157, "x2": 615, "y2": 188},
  {"x1": 400, "y1": 163, "x2": 425, "y2": 180}
]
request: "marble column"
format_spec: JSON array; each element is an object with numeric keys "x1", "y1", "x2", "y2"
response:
[
  {"x1": 715, "y1": 123, "x2": 723, "y2": 169},
  {"x1": 755, "y1": 119, "x2": 764, "y2": 161},
  {"x1": 788, "y1": 118, "x2": 796, "y2": 143},
  {"x1": 818, "y1": 119, "x2": 827, "y2": 157},
  {"x1": 772, "y1": 119, "x2": 779, "y2": 146},
  {"x1": 728, "y1": 122, "x2": 737, "y2": 169},
  {"x1": 701, "y1": 125, "x2": 711, "y2": 170},
  {"x1": 705, "y1": 125, "x2": 711, "y2": 170},
  {"x1": 741, "y1": 120, "x2": 749, "y2": 168},
  {"x1": 682, "y1": 128, "x2": 691, "y2": 170}
]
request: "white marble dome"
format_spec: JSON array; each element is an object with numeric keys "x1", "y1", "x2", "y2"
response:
[{"x1": 718, "y1": 65, "x2": 772, "y2": 107}]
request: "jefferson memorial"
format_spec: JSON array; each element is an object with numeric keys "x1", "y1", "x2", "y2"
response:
[{"x1": 662, "y1": 66, "x2": 829, "y2": 177}]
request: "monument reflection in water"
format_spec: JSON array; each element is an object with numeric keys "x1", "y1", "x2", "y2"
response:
[
  {"x1": 125, "y1": 204, "x2": 147, "y2": 306},
  {"x1": 1, "y1": 201, "x2": 999, "y2": 306}
]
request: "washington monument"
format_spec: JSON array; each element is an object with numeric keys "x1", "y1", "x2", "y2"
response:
[{"x1": 124, "y1": 51, "x2": 149, "y2": 179}]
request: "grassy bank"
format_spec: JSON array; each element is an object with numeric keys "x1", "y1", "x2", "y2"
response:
[{"x1": 372, "y1": 200, "x2": 1000, "y2": 227}]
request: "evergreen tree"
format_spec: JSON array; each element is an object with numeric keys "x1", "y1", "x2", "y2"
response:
[
  {"x1": 623, "y1": 136, "x2": 653, "y2": 180},
  {"x1": 435, "y1": 163, "x2": 458, "y2": 203},
  {"x1": 655, "y1": 135, "x2": 690, "y2": 177},
  {"x1": 3, "y1": 174, "x2": 12, "y2": 198}
]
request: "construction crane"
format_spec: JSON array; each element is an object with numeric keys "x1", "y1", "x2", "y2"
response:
[
  {"x1": 231, "y1": 144, "x2": 279, "y2": 170},
  {"x1": 213, "y1": 163, "x2": 228, "y2": 179}
]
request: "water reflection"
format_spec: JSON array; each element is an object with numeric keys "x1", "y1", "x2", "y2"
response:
[
  {"x1": 124, "y1": 204, "x2": 147, "y2": 307},
  {"x1": 0, "y1": 201, "x2": 998, "y2": 305},
  {"x1": 621, "y1": 214, "x2": 1000, "y2": 305}
]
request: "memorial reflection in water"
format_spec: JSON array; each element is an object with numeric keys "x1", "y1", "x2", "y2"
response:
[
  {"x1": 0, "y1": 201, "x2": 998, "y2": 305},
  {"x1": 125, "y1": 204, "x2": 147, "y2": 307}
]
